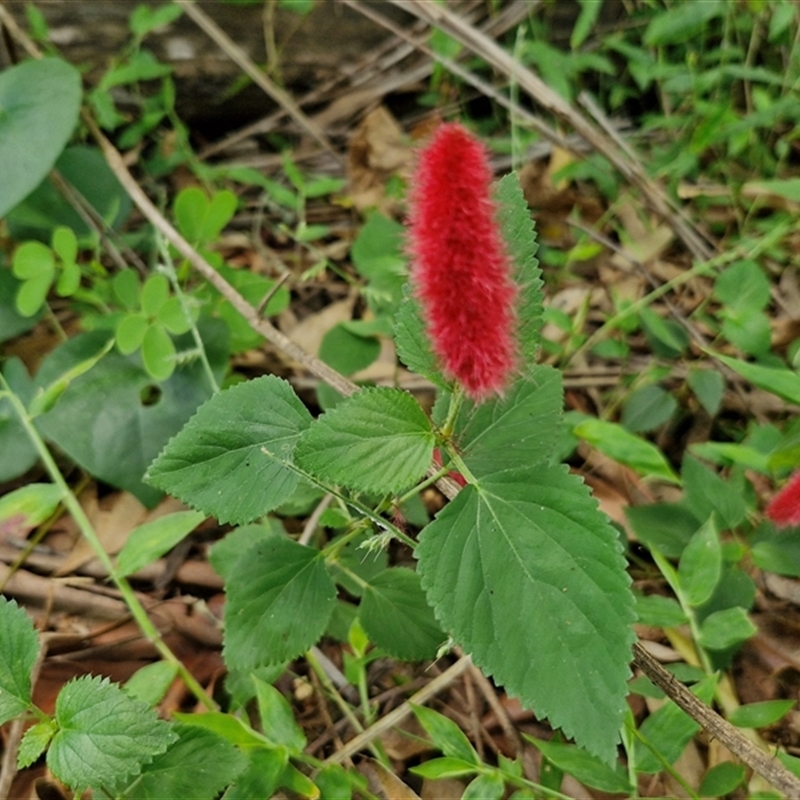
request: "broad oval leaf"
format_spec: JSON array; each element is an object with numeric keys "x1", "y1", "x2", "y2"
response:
[
  {"x1": 360, "y1": 568, "x2": 445, "y2": 660},
  {"x1": 294, "y1": 387, "x2": 434, "y2": 494},
  {"x1": 146, "y1": 375, "x2": 312, "y2": 524},
  {"x1": 416, "y1": 464, "x2": 635, "y2": 763},
  {"x1": 0, "y1": 58, "x2": 82, "y2": 218},
  {"x1": 224, "y1": 536, "x2": 336, "y2": 668}
]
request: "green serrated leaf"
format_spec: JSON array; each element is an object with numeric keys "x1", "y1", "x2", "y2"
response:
[
  {"x1": 209, "y1": 522, "x2": 282, "y2": 580},
  {"x1": 224, "y1": 536, "x2": 336, "y2": 668},
  {"x1": 417, "y1": 464, "x2": 635, "y2": 762},
  {"x1": 18, "y1": 719, "x2": 57, "y2": 769},
  {"x1": 117, "y1": 510, "x2": 205, "y2": 577},
  {"x1": 48, "y1": 675, "x2": 177, "y2": 793},
  {"x1": 526, "y1": 736, "x2": 633, "y2": 794},
  {"x1": 146, "y1": 376, "x2": 311, "y2": 524},
  {"x1": 122, "y1": 723, "x2": 247, "y2": 800},
  {"x1": 360, "y1": 568, "x2": 445, "y2": 660},
  {"x1": 294, "y1": 387, "x2": 434, "y2": 494},
  {"x1": 394, "y1": 285, "x2": 449, "y2": 388},
  {"x1": 677, "y1": 516, "x2": 722, "y2": 607},
  {"x1": 0, "y1": 597, "x2": 40, "y2": 725},
  {"x1": 494, "y1": 173, "x2": 542, "y2": 368},
  {"x1": 411, "y1": 704, "x2": 480, "y2": 764},
  {"x1": 454, "y1": 367, "x2": 562, "y2": 477},
  {"x1": 253, "y1": 677, "x2": 306, "y2": 752}
]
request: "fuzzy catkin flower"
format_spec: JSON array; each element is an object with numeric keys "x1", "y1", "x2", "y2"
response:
[
  {"x1": 407, "y1": 122, "x2": 517, "y2": 400},
  {"x1": 766, "y1": 470, "x2": 800, "y2": 528}
]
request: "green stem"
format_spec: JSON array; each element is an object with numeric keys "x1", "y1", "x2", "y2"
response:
[
  {"x1": 270, "y1": 454, "x2": 418, "y2": 549},
  {"x1": 1, "y1": 376, "x2": 216, "y2": 711},
  {"x1": 157, "y1": 236, "x2": 220, "y2": 395},
  {"x1": 395, "y1": 464, "x2": 450, "y2": 507},
  {"x1": 440, "y1": 384, "x2": 465, "y2": 440},
  {"x1": 444, "y1": 446, "x2": 478, "y2": 487}
]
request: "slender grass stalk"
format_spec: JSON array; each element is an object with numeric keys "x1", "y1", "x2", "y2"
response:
[{"x1": 156, "y1": 235, "x2": 220, "y2": 395}]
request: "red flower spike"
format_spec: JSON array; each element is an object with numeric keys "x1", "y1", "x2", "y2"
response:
[
  {"x1": 766, "y1": 470, "x2": 800, "y2": 528},
  {"x1": 408, "y1": 122, "x2": 517, "y2": 400}
]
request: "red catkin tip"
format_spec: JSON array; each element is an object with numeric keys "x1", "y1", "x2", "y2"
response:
[
  {"x1": 407, "y1": 122, "x2": 517, "y2": 401},
  {"x1": 766, "y1": 470, "x2": 800, "y2": 528}
]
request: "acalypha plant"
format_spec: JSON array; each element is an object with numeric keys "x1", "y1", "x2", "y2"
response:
[{"x1": 146, "y1": 121, "x2": 636, "y2": 762}]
